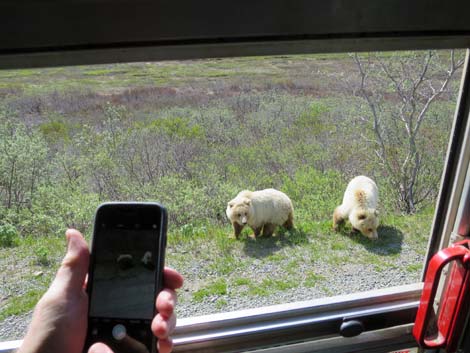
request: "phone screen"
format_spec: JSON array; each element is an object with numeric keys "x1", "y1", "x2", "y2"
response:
[{"x1": 89, "y1": 223, "x2": 159, "y2": 320}]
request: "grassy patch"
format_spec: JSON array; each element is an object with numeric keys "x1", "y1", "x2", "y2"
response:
[
  {"x1": 285, "y1": 259, "x2": 300, "y2": 275},
  {"x1": 248, "y1": 284, "x2": 270, "y2": 297},
  {"x1": 266, "y1": 253, "x2": 285, "y2": 262},
  {"x1": 83, "y1": 68, "x2": 124, "y2": 76},
  {"x1": 0, "y1": 289, "x2": 44, "y2": 321},
  {"x1": 331, "y1": 241, "x2": 348, "y2": 251},
  {"x1": 406, "y1": 263, "x2": 423, "y2": 273},
  {"x1": 215, "y1": 298, "x2": 228, "y2": 309},
  {"x1": 193, "y1": 279, "x2": 228, "y2": 302},
  {"x1": 304, "y1": 272, "x2": 326, "y2": 287},
  {"x1": 208, "y1": 255, "x2": 244, "y2": 276},
  {"x1": 233, "y1": 277, "x2": 251, "y2": 286},
  {"x1": 248, "y1": 278, "x2": 298, "y2": 297}
]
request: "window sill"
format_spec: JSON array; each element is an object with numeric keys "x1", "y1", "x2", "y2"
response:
[{"x1": 173, "y1": 283, "x2": 422, "y2": 352}]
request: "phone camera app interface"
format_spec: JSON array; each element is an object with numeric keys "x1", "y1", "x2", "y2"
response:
[{"x1": 90, "y1": 222, "x2": 158, "y2": 320}]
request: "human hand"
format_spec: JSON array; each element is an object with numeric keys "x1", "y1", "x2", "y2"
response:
[{"x1": 18, "y1": 229, "x2": 183, "y2": 353}]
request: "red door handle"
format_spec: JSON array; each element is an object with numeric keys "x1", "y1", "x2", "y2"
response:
[{"x1": 413, "y1": 240, "x2": 470, "y2": 352}]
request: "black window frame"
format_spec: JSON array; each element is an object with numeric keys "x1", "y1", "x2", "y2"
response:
[{"x1": 2, "y1": 1, "x2": 470, "y2": 352}]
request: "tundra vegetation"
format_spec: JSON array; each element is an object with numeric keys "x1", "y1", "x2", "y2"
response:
[{"x1": 0, "y1": 51, "x2": 464, "y2": 329}]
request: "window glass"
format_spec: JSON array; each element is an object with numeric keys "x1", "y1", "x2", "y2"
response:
[{"x1": 0, "y1": 50, "x2": 464, "y2": 340}]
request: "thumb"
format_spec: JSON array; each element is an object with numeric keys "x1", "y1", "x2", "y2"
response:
[
  {"x1": 50, "y1": 229, "x2": 90, "y2": 294},
  {"x1": 88, "y1": 343, "x2": 114, "y2": 353}
]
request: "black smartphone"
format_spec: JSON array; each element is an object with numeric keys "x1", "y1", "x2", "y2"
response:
[{"x1": 83, "y1": 202, "x2": 167, "y2": 353}]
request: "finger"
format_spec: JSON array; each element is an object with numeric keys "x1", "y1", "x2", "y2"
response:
[
  {"x1": 88, "y1": 342, "x2": 114, "y2": 353},
  {"x1": 152, "y1": 312, "x2": 176, "y2": 339},
  {"x1": 163, "y1": 267, "x2": 183, "y2": 290},
  {"x1": 156, "y1": 288, "x2": 177, "y2": 319},
  {"x1": 50, "y1": 229, "x2": 90, "y2": 294},
  {"x1": 157, "y1": 337, "x2": 174, "y2": 353}
]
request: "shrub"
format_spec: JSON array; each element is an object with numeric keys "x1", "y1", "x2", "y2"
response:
[
  {"x1": 141, "y1": 175, "x2": 239, "y2": 228},
  {"x1": 0, "y1": 223, "x2": 19, "y2": 247},
  {"x1": 0, "y1": 115, "x2": 50, "y2": 210},
  {"x1": 281, "y1": 167, "x2": 345, "y2": 222},
  {"x1": 147, "y1": 116, "x2": 204, "y2": 140},
  {"x1": 34, "y1": 245, "x2": 51, "y2": 266},
  {"x1": 18, "y1": 183, "x2": 100, "y2": 238},
  {"x1": 146, "y1": 176, "x2": 210, "y2": 227},
  {"x1": 38, "y1": 118, "x2": 70, "y2": 145}
]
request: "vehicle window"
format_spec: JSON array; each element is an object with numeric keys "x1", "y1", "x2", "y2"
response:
[{"x1": 0, "y1": 50, "x2": 464, "y2": 341}]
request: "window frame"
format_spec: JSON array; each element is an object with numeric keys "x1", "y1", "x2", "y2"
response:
[{"x1": 2, "y1": 1, "x2": 470, "y2": 352}]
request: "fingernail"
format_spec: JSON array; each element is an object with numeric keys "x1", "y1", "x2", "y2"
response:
[{"x1": 66, "y1": 232, "x2": 75, "y2": 251}]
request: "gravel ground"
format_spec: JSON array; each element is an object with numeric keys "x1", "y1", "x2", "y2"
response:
[
  {"x1": 0, "y1": 312, "x2": 33, "y2": 342},
  {"x1": 175, "y1": 242, "x2": 422, "y2": 318},
  {"x1": 0, "y1": 230, "x2": 424, "y2": 342}
]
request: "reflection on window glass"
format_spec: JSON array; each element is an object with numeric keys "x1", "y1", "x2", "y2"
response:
[{"x1": 0, "y1": 50, "x2": 464, "y2": 339}]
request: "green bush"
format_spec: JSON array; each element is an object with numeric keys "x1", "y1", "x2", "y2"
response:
[
  {"x1": 0, "y1": 115, "x2": 50, "y2": 210},
  {"x1": 34, "y1": 245, "x2": 51, "y2": 266},
  {"x1": 147, "y1": 116, "x2": 204, "y2": 140},
  {"x1": 281, "y1": 167, "x2": 345, "y2": 222},
  {"x1": 18, "y1": 183, "x2": 100, "y2": 238},
  {"x1": 140, "y1": 175, "x2": 238, "y2": 228},
  {"x1": 0, "y1": 223, "x2": 19, "y2": 247},
  {"x1": 38, "y1": 118, "x2": 71, "y2": 145},
  {"x1": 146, "y1": 176, "x2": 212, "y2": 227}
]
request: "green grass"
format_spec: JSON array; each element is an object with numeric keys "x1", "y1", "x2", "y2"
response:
[
  {"x1": 208, "y1": 255, "x2": 245, "y2": 276},
  {"x1": 0, "y1": 289, "x2": 44, "y2": 321},
  {"x1": 233, "y1": 277, "x2": 251, "y2": 286},
  {"x1": 285, "y1": 259, "x2": 301, "y2": 275},
  {"x1": 215, "y1": 298, "x2": 228, "y2": 309},
  {"x1": 406, "y1": 263, "x2": 423, "y2": 273},
  {"x1": 304, "y1": 272, "x2": 326, "y2": 288},
  {"x1": 258, "y1": 278, "x2": 297, "y2": 293},
  {"x1": 248, "y1": 285, "x2": 270, "y2": 297},
  {"x1": 267, "y1": 253, "x2": 285, "y2": 262},
  {"x1": 83, "y1": 68, "x2": 124, "y2": 76},
  {"x1": 193, "y1": 279, "x2": 228, "y2": 302}
]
